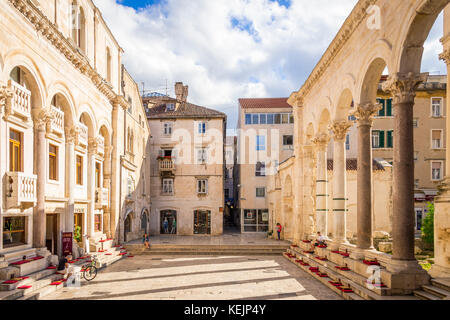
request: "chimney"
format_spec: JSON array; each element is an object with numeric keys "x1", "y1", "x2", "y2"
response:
[{"x1": 175, "y1": 82, "x2": 188, "y2": 102}]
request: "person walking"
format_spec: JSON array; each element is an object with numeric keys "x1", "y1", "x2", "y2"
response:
[
  {"x1": 163, "y1": 218, "x2": 169, "y2": 234},
  {"x1": 276, "y1": 223, "x2": 282, "y2": 240},
  {"x1": 171, "y1": 219, "x2": 177, "y2": 234},
  {"x1": 143, "y1": 233, "x2": 150, "y2": 249}
]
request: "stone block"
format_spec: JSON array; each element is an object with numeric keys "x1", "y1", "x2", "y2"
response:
[
  {"x1": 0, "y1": 267, "x2": 20, "y2": 280},
  {"x1": 378, "y1": 242, "x2": 392, "y2": 253},
  {"x1": 374, "y1": 231, "x2": 390, "y2": 239}
]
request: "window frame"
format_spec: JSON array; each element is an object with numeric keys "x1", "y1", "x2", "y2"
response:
[
  {"x1": 162, "y1": 178, "x2": 174, "y2": 195},
  {"x1": 255, "y1": 161, "x2": 266, "y2": 177},
  {"x1": 431, "y1": 129, "x2": 443, "y2": 150},
  {"x1": 431, "y1": 161, "x2": 444, "y2": 181},
  {"x1": 48, "y1": 144, "x2": 58, "y2": 181},
  {"x1": 9, "y1": 129, "x2": 23, "y2": 172},
  {"x1": 163, "y1": 122, "x2": 173, "y2": 136},
  {"x1": 256, "y1": 135, "x2": 266, "y2": 151},
  {"x1": 76, "y1": 155, "x2": 83, "y2": 186},
  {"x1": 197, "y1": 179, "x2": 208, "y2": 195},
  {"x1": 431, "y1": 97, "x2": 443, "y2": 118},
  {"x1": 256, "y1": 187, "x2": 266, "y2": 198}
]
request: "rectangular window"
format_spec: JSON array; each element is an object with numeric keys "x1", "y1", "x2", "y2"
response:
[
  {"x1": 432, "y1": 98, "x2": 442, "y2": 117},
  {"x1": 95, "y1": 162, "x2": 101, "y2": 188},
  {"x1": 166, "y1": 103, "x2": 175, "y2": 111},
  {"x1": 274, "y1": 113, "x2": 281, "y2": 124},
  {"x1": 387, "y1": 131, "x2": 394, "y2": 148},
  {"x1": 267, "y1": 114, "x2": 274, "y2": 124},
  {"x1": 9, "y1": 129, "x2": 22, "y2": 172},
  {"x1": 372, "y1": 131, "x2": 380, "y2": 148},
  {"x1": 346, "y1": 134, "x2": 350, "y2": 151},
  {"x1": 432, "y1": 130, "x2": 443, "y2": 149},
  {"x1": 198, "y1": 122, "x2": 206, "y2": 134},
  {"x1": 281, "y1": 113, "x2": 289, "y2": 124},
  {"x1": 255, "y1": 161, "x2": 266, "y2": 176},
  {"x1": 252, "y1": 114, "x2": 259, "y2": 125},
  {"x1": 76, "y1": 155, "x2": 83, "y2": 185},
  {"x1": 413, "y1": 119, "x2": 418, "y2": 128},
  {"x1": 197, "y1": 148, "x2": 208, "y2": 163},
  {"x1": 3, "y1": 216, "x2": 26, "y2": 248},
  {"x1": 259, "y1": 114, "x2": 267, "y2": 124},
  {"x1": 289, "y1": 113, "x2": 294, "y2": 124},
  {"x1": 49, "y1": 144, "x2": 58, "y2": 181},
  {"x1": 94, "y1": 214, "x2": 102, "y2": 232},
  {"x1": 164, "y1": 122, "x2": 173, "y2": 135},
  {"x1": 283, "y1": 135, "x2": 293, "y2": 149},
  {"x1": 245, "y1": 114, "x2": 252, "y2": 125},
  {"x1": 225, "y1": 189, "x2": 230, "y2": 199},
  {"x1": 256, "y1": 187, "x2": 265, "y2": 198},
  {"x1": 256, "y1": 135, "x2": 266, "y2": 151},
  {"x1": 162, "y1": 179, "x2": 174, "y2": 194},
  {"x1": 377, "y1": 98, "x2": 386, "y2": 117},
  {"x1": 197, "y1": 179, "x2": 208, "y2": 194},
  {"x1": 432, "y1": 162, "x2": 443, "y2": 181}
]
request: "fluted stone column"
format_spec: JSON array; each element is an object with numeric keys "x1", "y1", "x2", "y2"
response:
[
  {"x1": 32, "y1": 108, "x2": 53, "y2": 248},
  {"x1": 353, "y1": 103, "x2": 381, "y2": 251},
  {"x1": 312, "y1": 133, "x2": 330, "y2": 237},
  {"x1": 302, "y1": 145, "x2": 316, "y2": 240},
  {"x1": 103, "y1": 145, "x2": 113, "y2": 238},
  {"x1": 382, "y1": 72, "x2": 428, "y2": 262},
  {"x1": 330, "y1": 120, "x2": 352, "y2": 246}
]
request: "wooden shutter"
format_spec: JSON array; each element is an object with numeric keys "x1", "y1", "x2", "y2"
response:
[
  {"x1": 386, "y1": 99, "x2": 392, "y2": 116},
  {"x1": 379, "y1": 131, "x2": 385, "y2": 148}
]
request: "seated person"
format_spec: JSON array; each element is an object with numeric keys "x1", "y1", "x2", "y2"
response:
[
  {"x1": 311, "y1": 232, "x2": 326, "y2": 250},
  {"x1": 57, "y1": 255, "x2": 73, "y2": 280}
]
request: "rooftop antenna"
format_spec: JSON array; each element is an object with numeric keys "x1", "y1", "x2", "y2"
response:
[{"x1": 141, "y1": 82, "x2": 145, "y2": 96}]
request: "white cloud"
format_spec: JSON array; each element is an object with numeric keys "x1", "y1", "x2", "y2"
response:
[{"x1": 93, "y1": 0, "x2": 445, "y2": 129}]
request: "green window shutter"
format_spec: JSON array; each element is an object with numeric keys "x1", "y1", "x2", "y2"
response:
[
  {"x1": 379, "y1": 131, "x2": 385, "y2": 148},
  {"x1": 386, "y1": 99, "x2": 392, "y2": 116},
  {"x1": 377, "y1": 99, "x2": 386, "y2": 116},
  {"x1": 387, "y1": 131, "x2": 393, "y2": 148}
]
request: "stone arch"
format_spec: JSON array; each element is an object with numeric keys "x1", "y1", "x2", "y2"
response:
[
  {"x1": 78, "y1": 105, "x2": 97, "y2": 138},
  {"x1": 359, "y1": 57, "x2": 390, "y2": 106},
  {"x1": 47, "y1": 83, "x2": 76, "y2": 130},
  {"x1": 334, "y1": 88, "x2": 354, "y2": 121},
  {"x1": 305, "y1": 122, "x2": 315, "y2": 143},
  {"x1": 396, "y1": 0, "x2": 448, "y2": 74},
  {"x1": 4, "y1": 52, "x2": 46, "y2": 110},
  {"x1": 98, "y1": 122, "x2": 112, "y2": 147},
  {"x1": 318, "y1": 108, "x2": 331, "y2": 134}
]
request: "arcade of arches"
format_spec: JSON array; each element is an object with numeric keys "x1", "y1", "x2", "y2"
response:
[{"x1": 274, "y1": 0, "x2": 450, "y2": 293}]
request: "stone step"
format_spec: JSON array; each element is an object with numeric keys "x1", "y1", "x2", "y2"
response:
[
  {"x1": 0, "y1": 272, "x2": 62, "y2": 300},
  {"x1": 414, "y1": 290, "x2": 441, "y2": 301},
  {"x1": 422, "y1": 284, "x2": 450, "y2": 299},
  {"x1": 17, "y1": 280, "x2": 64, "y2": 300},
  {"x1": 0, "y1": 268, "x2": 56, "y2": 291},
  {"x1": 127, "y1": 244, "x2": 290, "y2": 250},
  {"x1": 431, "y1": 278, "x2": 450, "y2": 292},
  {"x1": 139, "y1": 249, "x2": 286, "y2": 256},
  {"x1": 7, "y1": 258, "x2": 49, "y2": 278}
]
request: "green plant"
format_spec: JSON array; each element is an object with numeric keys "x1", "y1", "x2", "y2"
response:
[
  {"x1": 421, "y1": 202, "x2": 434, "y2": 248},
  {"x1": 74, "y1": 226, "x2": 82, "y2": 243}
]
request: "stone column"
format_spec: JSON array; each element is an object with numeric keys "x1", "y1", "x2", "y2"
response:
[
  {"x1": 103, "y1": 145, "x2": 113, "y2": 238},
  {"x1": 382, "y1": 72, "x2": 428, "y2": 262},
  {"x1": 353, "y1": 103, "x2": 381, "y2": 251},
  {"x1": 88, "y1": 138, "x2": 98, "y2": 238},
  {"x1": 312, "y1": 133, "x2": 330, "y2": 237},
  {"x1": 303, "y1": 144, "x2": 316, "y2": 240},
  {"x1": 329, "y1": 120, "x2": 352, "y2": 246},
  {"x1": 32, "y1": 108, "x2": 53, "y2": 248},
  {"x1": 65, "y1": 127, "x2": 77, "y2": 234}
]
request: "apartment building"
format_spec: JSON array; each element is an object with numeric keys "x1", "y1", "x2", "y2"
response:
[
  {"x1": 0, "y1": 0, "x2": 150, "y2": 261},
  {"x1": 236, "y1": 98, "x2": 294, "y2": 233},
  {"x1": 144, "y1": 83, "x2": 226, "y2": 236}
]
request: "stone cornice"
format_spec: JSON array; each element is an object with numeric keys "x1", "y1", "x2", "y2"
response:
[
  {"x1": 289, "y1": 0, "x2": 376, "y2": 103},
  {"x1": 7, "y1": 0, "x2": 129, "y2": 110}
]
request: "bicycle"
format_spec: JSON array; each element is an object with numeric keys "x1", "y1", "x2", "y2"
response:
[{"x1": 81, "y1": 255, "x2": 98, "y2": 281}]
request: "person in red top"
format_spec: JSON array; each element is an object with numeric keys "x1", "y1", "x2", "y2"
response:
[{"x1": 276, "y1": 223, "x2": 282, "y2": 240}]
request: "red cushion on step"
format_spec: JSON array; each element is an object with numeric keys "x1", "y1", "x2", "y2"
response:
[
  {"x1": 331, "y1": 250, "x2": 340, "y2": 254},
  {"x1": 363, "y1": 260, "x2": 380, "y2": 266},
  {"x1": 2, "y1": 280, "x2": 18, "y2": 284},
  {"x1": 10, "y1": 260, "x2": 31, "y2": 265},
  {"x1": 46, "y1": 266, "x2": 57, "y2": 269},
  {"x1": 18, "y1": 285, "x2": 32, "y2": 289},
  {"x1": 105, "y1": 253, "x2": 112, "y2": 256},
  {"x1": 127, "y1": 256, "x2": 134, "y2": 258},
  {"x1": 50, "y1": 281, "x2": 62, "y2": 286},
  {"x1": 31, "y1": 256, "x2": 44, "y2": 261}
]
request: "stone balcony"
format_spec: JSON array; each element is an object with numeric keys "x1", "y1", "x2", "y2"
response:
[
  {"x1": 95, "y1": 187, "x2": 109, "y2": 208},
  {"x1": 8, "y1": 80, "x2": 31, "y2": 120},
  {"x1": 77, "y1": 122, "x2": 88, "y2": 147},
  {"x1": 158, "y1": 158, "x2": 175, "y2": 173},
  {"x1": 48, "y1": 105, "x2": 64, "y2": 136},
  {"x1": 5, "y1": 172, "x2": 37, "y2": 209}
]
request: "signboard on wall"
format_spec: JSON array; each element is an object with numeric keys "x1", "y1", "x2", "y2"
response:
[
  {"x1": 62, "y1": 232, "x2": 73, "y2": 257},
  {"x1": 262, "y1": 211, "x2": 269, "y2": 222}
]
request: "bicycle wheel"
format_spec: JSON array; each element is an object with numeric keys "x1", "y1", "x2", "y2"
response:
[{"x1": 83, "y1": 266, "x2": 97, "y2": 281}]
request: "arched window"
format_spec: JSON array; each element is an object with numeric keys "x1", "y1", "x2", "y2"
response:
[
  {"x1": 77, "y1": 7, "x2": 86, "y2": 52},
  {"x1": 106, "y1": 47, "x2": 112, "y2": 83},
  {"x1": 70, "y1": 1, "x2": 77, "y2": 44}
]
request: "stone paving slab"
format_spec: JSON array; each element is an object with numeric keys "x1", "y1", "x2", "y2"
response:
[{"x1": 41, "y1": 255, "x2": 342, "y2": 300}]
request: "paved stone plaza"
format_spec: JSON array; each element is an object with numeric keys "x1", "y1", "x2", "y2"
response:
[{"x1": 42, "y1": 255, "x2": 342, "y2": 300}]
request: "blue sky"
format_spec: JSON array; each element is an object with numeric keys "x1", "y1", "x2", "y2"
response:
[{"x1": 95, "y1": 0, "x2": 446, "y2": 131}]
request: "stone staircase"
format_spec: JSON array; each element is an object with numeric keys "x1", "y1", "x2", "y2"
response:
[
  {"x1": 0, "y1": 244, "x2": 129, "y2": 300},
  {"x1": 126, "y1": 244, "x2": 290, "y2": 256},
  {"x1": 414, "y1": 279, "x2": 450, "y2": 300},
  {"x1": 283, "y1": 242, "x2": 422, "y2": 300}
]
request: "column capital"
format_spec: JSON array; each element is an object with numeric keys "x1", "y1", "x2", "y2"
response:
[
  {"x1": 352, "y1": 103, "x2": 381, "y2": 127},
  {"x1": 329, "y1": 120, "x2": 352, "y2": 141},
  {"x1": 439, "y1": 49, "x2": 450, "y2": 65},
  {"x1": 88, "y1": 136, "x2": 102, "y2": 154},
  {"x1": 312, "y1": 133, "x2": 330, "y2": 151},
  {"x1": 65, "y1": 126, "x2": 80, "y2": 144},
  {"x1": 32, "y1": 107, "x2": 54, "y2": 130},
  {"x1": 381, "y1": 72, "x2": 428, "y2": 104}
]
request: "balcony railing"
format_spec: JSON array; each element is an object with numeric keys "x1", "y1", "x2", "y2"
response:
[
  {"x1": 8, "y1": 80, "x2": 31, "y2": 120},
  {"x1": 95, "y1": 187, "x2": 109, "y2": 208},
  {"x1": 158, "y1": 158, "x2": 175, "y2": 172},
  {"x1": 5, "y1": 172, "x2": 37, "y2": 208},
  {"x1": 78, "y1": 122, "x2": 88, "y2": 147},
  {"x1": 49, "y1": 105, "x2": 65, "y2": 136}
]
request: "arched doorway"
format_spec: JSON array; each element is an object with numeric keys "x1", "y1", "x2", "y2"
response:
[
  {"x1": 141, "y1": 209, "x2": 149, "y2": 234},
  {"x1": 160, "y1": 210, "x2": 176, "y2": 234},
  {"x1": 124, "y1": 213, "x2": 132, "y2": 242}
]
